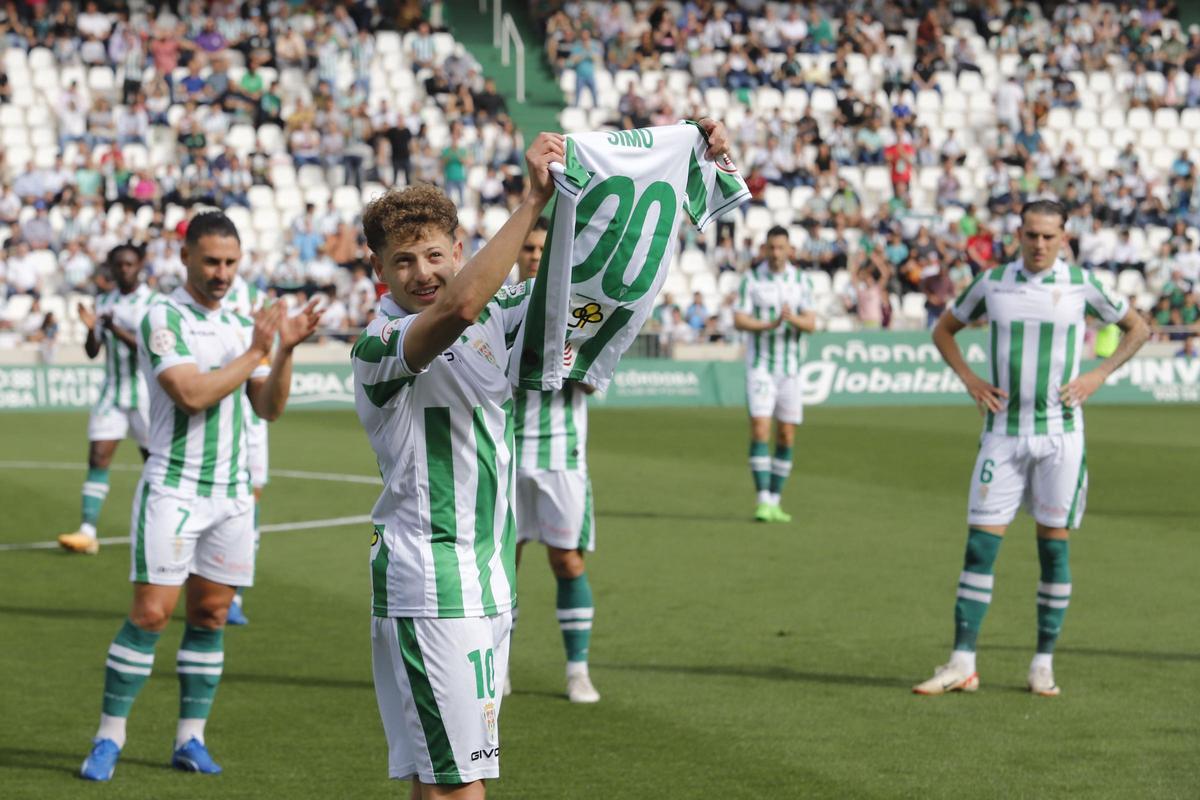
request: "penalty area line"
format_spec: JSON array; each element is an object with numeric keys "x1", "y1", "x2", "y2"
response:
[{"x1": 0, "y1": 514, "x2": 373, "y2": 553}]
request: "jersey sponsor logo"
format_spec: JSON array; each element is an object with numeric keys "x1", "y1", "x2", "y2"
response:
[
  {"x1": 380, "y1": 318, "x2": 402, "y2": 345},
  {"x1": 148, "y1": 328, "x2": 178, "y2": 356},
  {"x1": 605, "y1": 128, "x2": 654, "y2": 148},
  {"x1": 569, "y1": 301, "x2": 604, "y2": 330}
]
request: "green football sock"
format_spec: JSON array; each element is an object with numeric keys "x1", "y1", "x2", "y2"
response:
[
  {"x1": 101, "y1": 619, "x2": 160, "y2": 717},
  {"x1": 1036, "y1": 539, "x2": 1071, "y2": 654},
  {"x1": 749, "y1": 441, "x2": 770, "y2": 493},
  {"x1": 81, "y1": 466, "x2": 110, "y2": 527},
  {"x1": 556, "y1": 574, "x2": 593, "y2": 664},
  {"x1": 177, "y1": 625, "x2": 224, "y2": 719},
  {"x1": 953, "y1": 528, "x2": 1004, "y2": 652},
  {"x1": 769, "y1": 446, "x2": 793, "y2": 496}
]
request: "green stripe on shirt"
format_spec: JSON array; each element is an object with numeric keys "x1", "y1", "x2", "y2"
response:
[
  {"x1": 471, "y1": 407, "x2": 498, "y2": 616},
  {"x1": 1033, "y1": 322, "x2": 1054, "y2": 434},
  {"x1": 1006, "y1": 321, "x2": 1025, "y2": 435},
  {"x1": 424, "y1": 407, "x2": 464, "y2": 616}
]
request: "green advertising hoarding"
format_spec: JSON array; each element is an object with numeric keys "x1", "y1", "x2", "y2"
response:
[{"x1": 0, "y1": 333, "x2": 1196, "y2": 412}]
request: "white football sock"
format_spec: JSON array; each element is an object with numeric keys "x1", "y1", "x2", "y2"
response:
[
  {"x1": 950, "y1": 649, "x2": 976, "y2": 673},
  {"x1": 756, "y1": 490, "x2": 772, "y2": 504},
  {"x1": 175, "y1": 718, "x2": 206, "y2": 748},
  {"x1": 96, "y1": 714, "x2": 126, "y2": 749},
  {"x1": 1030, "y1": 653, "x2": 1053, "y2": 671},
  {"x1": 566, "y1": 661, "x2": 589, "y2": 679},
  {"x1": 80, "y1": 522, "x2": 97, "y2": 538}
]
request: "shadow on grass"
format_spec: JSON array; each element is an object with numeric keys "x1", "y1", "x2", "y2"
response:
[
  {"x1": 0, "y1": 747, "x2": 173, "y2": 776},
  {"x1": 986, "y1": 644, "x2": 1200, "y2": 663},
  {"x1": 0, "y1": 604, "x2": 128, "y2": 622},
  {"x1": 221, "y1": 672, "x2": 372, "y2": 691},
  {"x1": 592, "y1": 662, "x2": 912, "y2": 689}
]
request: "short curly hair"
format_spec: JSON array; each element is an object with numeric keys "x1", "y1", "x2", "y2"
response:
[{"x1": 362, "y1": 184, "x2": 459, "y2": 255}]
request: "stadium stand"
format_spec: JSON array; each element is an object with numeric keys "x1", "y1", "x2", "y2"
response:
[
  {"x1": 534, "y1": 0, "x2": 1200, "y2": 338},
  {"x1": 0, "y1": 0, "x2": 1197, "y2": 355}
]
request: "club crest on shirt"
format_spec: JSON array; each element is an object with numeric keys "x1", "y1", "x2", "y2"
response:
[
  {"x1": 1051, "y1": 289, "x2": 1062, "y2": 306},
  {"x1": 483, "y1": 700, "x2": 498, "y2": 745},
  {"x1": 380, "y1": 318, "x2": 402, "y2": 345},
  {"x1": 149, "y1": 328, "x2": 177, "y2": 356},
  {"x1": 979, "y1": 485, "x2": 990, "y2": 500},
  {"x1": 468, "y1": 338, "x2": 499, "y2": 368}
]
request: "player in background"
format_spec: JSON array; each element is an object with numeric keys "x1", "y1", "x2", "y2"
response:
[
  {"x1": 220, "y1": 272, "x2": 268, "y2": 625},
  {"x1": 59, "y1": 244, "x2": 157, "y2": 554},
  {"x1": 78, "y1": 212, "x2": 321, "y2": 781},
  {"x1": 733, "y1": 226, "x2": 818, "y2": 523},
  {"x1": 914, "y1": 200, "x2": 1149, "y2": 697},
  {"x1": 511, "y1": 217, "x2": 601, "y2": 704}
]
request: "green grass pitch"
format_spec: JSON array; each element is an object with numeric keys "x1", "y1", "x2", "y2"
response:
[{"x1": 0, "y1": 405, "x2": 1196, "y2": 799}]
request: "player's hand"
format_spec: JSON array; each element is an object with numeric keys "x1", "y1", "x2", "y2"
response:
[
  {"x1": 77, "y1": 302, "x2": 96, "y2": 330},
  {"x1": 1059, "y1": 369, "x2": 1105, "y2": 409},
  {"x1": 525, "y1": 132, "x2": 565, "y2": 205},
  {"x1": 696, "y1": 117, "x2": 730, "y2": 160},
  {"x1": 964, "y1": 373, "x2": 1007, "y2": 415},
  {"x1": 250, "y1": 303, "x2": 284, "y2": 356},
  {"x1": 278, "y1": 297, "x2": 324, "y2": 351}
]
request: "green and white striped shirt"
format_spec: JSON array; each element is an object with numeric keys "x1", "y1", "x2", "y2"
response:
[
  {"x1": 352, "y1": 281, "x2": 533, "y2": 619},
  {"x1": 514, "y1": 384, "x2": 589, "y2": 473},
  {"x1": 950, "y1": 258, "x2": 1129, "y2": 436},
  {"x1": 222, "y1": 275, "x2": 265, "y2": 317},
  {"x1": 93, "y1": 284, "x2": 156, "y2": 412},
  {"x1": 138, "y1": 286, "x2": 269, "y2": 497},
  {"x1": 736, "y1": 262, "x2": 814, "y2": 376}
]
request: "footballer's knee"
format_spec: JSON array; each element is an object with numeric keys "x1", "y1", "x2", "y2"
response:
[
  {"x1": 186, "y1": 600, "x2": 230, "y2": 630},
  {"x1": 775, "y1": 422, "x2": 796, "y2": 448},
  {"x1": 129, "y1": 600, "x2": 173, "y2": 631},
  {"x1": 547, "y1": 547, "x2": 585, "y2": 579}
]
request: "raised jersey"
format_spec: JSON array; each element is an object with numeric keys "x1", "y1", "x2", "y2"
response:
[
  {"x1": 511, "y1": 121, "x2": 750, "y2": 392},
  {"x1": 352, "y1": 281, "x2": 533, "y2": 619},
  {"x1": 950, "y1": 258, "x2": 1128, "y2": 436},
  {"x1": 514, "y1": 383, "x2": 589, "y2": 473},
  {"x1": 93, "y1": 284, "x2": 156, "y2": 411},
  {"x1": 736, "y1": 262, "x2": 814, "y2": 376},
  {"x1": 138, "y1": 286, "x2": 269, "y2": 497}
]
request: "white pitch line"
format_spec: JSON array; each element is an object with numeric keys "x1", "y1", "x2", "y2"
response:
[
  {"x1": 0, "y1": 514, "x2": 373, "y2": 553},
  {"x1": 0, "y1": 461, "x2": 382, "y2": 485}
]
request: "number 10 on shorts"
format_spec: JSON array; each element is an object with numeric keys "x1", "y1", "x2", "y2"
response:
[{"x1": 467, "y1": 648, "x2": 495, "y2": 699}]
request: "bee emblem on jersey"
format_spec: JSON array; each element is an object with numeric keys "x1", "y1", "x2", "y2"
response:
[
  {"x1": 148, "y1": 328, "x2": 178, "y2": 356},
  {"x1": 570, "y1": 302, "x2": 604, "y2": 330}
]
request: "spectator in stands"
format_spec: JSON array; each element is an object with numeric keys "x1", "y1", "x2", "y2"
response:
[
  {"x1": 685, "y1": 292, "x2": 709, "y2": 335},
  {"x1": 6, "y1": 242, "x2": 39, "y2": 298},
  {"x1": 24, "y1": 204, "x2": 56, "y2": 252},
  {"x1": 653, "y1": 293, "x2": 681, "y2": 330},
  {"x1": 570, "y1": 28, "x2": 602, "y2": 107}
]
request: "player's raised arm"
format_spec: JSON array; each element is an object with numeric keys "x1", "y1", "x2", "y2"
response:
[
  {"x1": 932, "y1": 311, "x2": 1007, "y2": 414},
  {"x1": 1060, "y1": 307, "x2": 1150, "y2": 408},
  {"x1": 80, "y1": 303, "x2": 104, "y2": 359},
  {"x1": 399, "y1": 132, "x2": 563, "y2": 372},
  {"x1": 247, "y1": 298, "x2": 323, "y2": 421}
]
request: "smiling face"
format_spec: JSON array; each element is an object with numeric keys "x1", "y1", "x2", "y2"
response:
[{"x1": 370, "y1": 228, "x2": 463, "y2": 314}]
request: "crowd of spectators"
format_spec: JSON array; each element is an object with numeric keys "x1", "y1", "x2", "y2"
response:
[
  {"x1": 533, "y1": 0, "x2": 1199, "y2": 344},
  {"x1": 1, "y1": 0, "x2": 1198, "y2": 356},
  {"x1": 0, "y1": 0, "x2": 537, "y2": 349}
]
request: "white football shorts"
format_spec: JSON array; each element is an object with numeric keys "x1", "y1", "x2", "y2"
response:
[
  {"x1": 967, "y1": 431, "x2": 1088, "y2": 529},
  {"x1": 746, "y1": 369, "x2": 803, "y2": 424},
  {"x1": 88, "y1": 404, "x2": 150, "y2": 449},
  {"x1": 128, "y1": 480, "x2": 257, "y2": 586},
  {"x1": 514, "y1": 469, "x2": 596, "y2": 551},
  {"x1": 371, "y1": 613, "x2": 511, "y2": 785}
]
